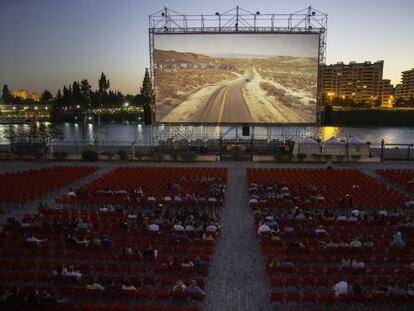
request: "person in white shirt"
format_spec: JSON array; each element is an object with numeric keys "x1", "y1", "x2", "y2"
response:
[
  {"x1": 62, "y1": 266, "x2": 82, "y2": 279},
  {"x1": 257, "y1": 223, "x2": 271, "y2": 235},
  {"x1": 27, "y1": 235, "x2": 47, "y2": 245},
  {"x1": 173, "y1": 222, "x2": 185, "y2": 231},
  {"x1": 148, "y1": 223, "x2": 160, "y2": 232},
  {"x1": 208, "y1": 197, "x2": 217, "y2": 203},
  {"x1": 185, "y1": 224, "x2": 195, "y2": 232},
  {"x1": 333, "y1": 280, "x2": 349, "y2": 296},
  {"x1": 351, "y1": 258, "x2": 365, "y2": 270},
  {"x1": 336, "y1": 215, "x2": 347, "y2": 221},
  {"x1": 147, "y1": 195, "x2": 156, "y2": 202},
  {"x1": 351, "y1": 209, "x2": 360, "y2": 218},
  {"x1": 206, "y1": 223, "x2": 218, "y2": 233},
  {"x1": 164, "y1": 196, "x2": 172, "y2": 202},
  {"x1": 67, "y1": 189, "x2": 76, "y2": 198},
  {"x1": 347, "y1": 215, "x2": 358, "y2": 222},
  {"x1": 315, "y1": 225, "x2": 327, "y2": 236}
]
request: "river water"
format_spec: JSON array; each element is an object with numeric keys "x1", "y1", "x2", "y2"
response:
[{"x1": 0, "y1": 123, "x2": 413, "y2": 145}]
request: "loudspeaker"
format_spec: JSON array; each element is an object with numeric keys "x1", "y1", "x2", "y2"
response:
[{"x1": 242, "y1": 125, "x2": 250, "y2": 136}]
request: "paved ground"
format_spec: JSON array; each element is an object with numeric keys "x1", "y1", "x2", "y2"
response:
[{"x1": 204, "y1": 166, "x2": 271, "y2": 311}]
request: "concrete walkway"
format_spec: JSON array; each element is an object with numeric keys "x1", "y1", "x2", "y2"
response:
[{"x1": 204, "y1": 166, "x2": 271, "y2": 311}]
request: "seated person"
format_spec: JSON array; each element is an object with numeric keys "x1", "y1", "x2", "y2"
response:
[
  {"x1": 86, "y1": 279, "x2": 105, "y2": 291},
  {"x1": 172, "y1": 280, "x2": 187, "y2": 292},
  {"x1": 362, "y1": 237, "x2": 374, "y2": 248},
  {"x1": 187, "y1": 280, "x2": 206, "y2": 296},
  {"x1": 350, "y1": 237, "x2": 362, "y2": 248},
  {"x1": 351, "y1": 258, "x2": 365, "y2": 270},
  {"x1": 351, "y1": 281, "x2": 362, "y2": 296},
  {"x1": 202, "y1": 232, "x2": 215, "y2": 241},
  {"x1": 62, "y1": 265, "x2": 82, "y2": 279},
  {"x1": 181, "y1": 257, "x2": 194, "y2": 268},
  {"x1": 315, "y1": 225, "x2": 328, "y2": 236},
  {"x1": 340, "y1": 256, "x2": 352, "y2": 269},
  {"x1": 26, "y1": 234, "x2": 47, "y2": 245},
  {"x1": 333, "y1": 279, "x2": 349, "y2": 297},
  {"x1": 257, "y1": 223, "x2": 271, "y2": 235},
  {"x1": 391, "y1": 230, "x2": 405, "y2": 247},
  {"x1": 121, "y1": 279, "x2": 137, "y2": 291},
  {"x1": 148, "y1": 222, "x2": 160, "y2": 232},
  {"x1": 67, "y1": 188, "x2": 76, "y2": 198}
]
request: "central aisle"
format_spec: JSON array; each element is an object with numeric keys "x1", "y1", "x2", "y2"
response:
[{"x1": 204, "y1": 166, "x2": 271, "y2": 311}]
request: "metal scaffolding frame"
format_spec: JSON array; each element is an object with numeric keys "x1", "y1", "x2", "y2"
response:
[{"x1": 148, "y1": 6, "x2": 328, "y2": 142}]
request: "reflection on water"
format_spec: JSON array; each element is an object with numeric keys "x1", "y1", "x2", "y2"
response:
[
  {"x1": 320, "y1": 126, "x2": 339, "y2": 140},
  {"x1": 0, "y1": 123, "x2": 413, "y2": 145}
]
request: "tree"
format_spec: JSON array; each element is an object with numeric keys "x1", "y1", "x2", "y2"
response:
[
  {"x1": 139, "y1": 68, "x2": 155, "y2": 124},
  {"x1": 98, "y1": 72, "x2": 110, "y2": 93},
  {"x1": 374, "y1": 98, "x2": 382, "y2": 108},
  {"x1": 2, "y1": 84, "x2": 12, "y2": 105},
  {"x1": 140, "y1": 68, "x2": 154, "y2": 104},
  {"x1": 80, "y1": 79, "x2": 91, "y2": 106},
  {"x1": 40, "y1": 89, "x2": 53, "y2": 101},
  {"x1": 62, "y1": 85, "x2": 72, "y2": 107},
  {"x1": 72, "y1": 81, "x2": 82, "y2": 106}
]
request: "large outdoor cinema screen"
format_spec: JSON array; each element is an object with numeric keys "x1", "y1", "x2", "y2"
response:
[{"x1": 154, "y1": 33, "x2": 319, "y2": 124}]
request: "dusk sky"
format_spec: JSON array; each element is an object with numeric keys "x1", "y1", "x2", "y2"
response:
[{"x1": 0, "y1": 0, "x2": 413, "y2": 95}]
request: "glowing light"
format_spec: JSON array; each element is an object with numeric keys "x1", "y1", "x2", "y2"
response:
[
  {"x1": 76, "y1": 105, "x2": 80, "y2": 109},
  {"x1": 34, "y1": 106, "x2": 38, "y2": 110},
  {"x1": 124, "y1": 102, "x2": 129, "y2": 107},
  {"x1": 321, "y1": 126, "x2": 339, "y2": 140}
]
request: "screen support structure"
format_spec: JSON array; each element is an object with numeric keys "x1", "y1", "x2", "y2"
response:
[{"x1": 148, "y1": 6, "x2": 327, "y2": 141}]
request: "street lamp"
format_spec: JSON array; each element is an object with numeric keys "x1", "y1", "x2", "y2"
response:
[
  {"x1": 124, "y1": 102, "x2": 129, "y2": 107},
  {"x1": 215, "y1": 12, "x2": 221, "y2": 31}
]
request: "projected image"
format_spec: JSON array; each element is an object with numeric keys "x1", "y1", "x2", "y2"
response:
[{"x1": 154, "y1": 33, "x2": 319, "y2": 124}]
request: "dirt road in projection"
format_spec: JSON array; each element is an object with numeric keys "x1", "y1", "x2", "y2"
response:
[
  {"x1": 188, "y1": 69, "x2": 254, "y2": 123},
  {"x1": 155, "y1": 49, "x2": 318, "y2": 124}
]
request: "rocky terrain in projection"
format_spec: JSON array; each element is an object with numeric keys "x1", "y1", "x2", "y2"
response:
[{"x1": 154, "y1": 49, "x2": 317, "y2": 123}]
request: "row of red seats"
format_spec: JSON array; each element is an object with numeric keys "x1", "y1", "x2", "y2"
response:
[
  {"x1": 376, "y1": 169, "x2": 414, "y2": 192},
  {"x1": 0, "y1": 166, "x2": 98, "y2": 203},
  {"x1": 247, "y1": 168, "x2": 407, "y2": 209},
  {"x1": 55, "y1": 167, "x2": 227, "y2": 206}
]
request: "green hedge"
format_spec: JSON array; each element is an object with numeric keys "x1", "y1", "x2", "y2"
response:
[{"x1": 81, "y1": 148, "x2": 98, "y2": 161}]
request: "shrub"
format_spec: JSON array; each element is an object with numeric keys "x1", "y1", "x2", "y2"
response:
[
  {"x1": 117, "y1": 150, "x2": 128, "y2": 161},
  {"x1": 312, "y1": 153, "x2": 322, "y2": 160},
  {"x1": 81, "y1": 148, "x2": 98, "y2": 161},
  {"x1": 274, "y1": 150, "x2": 292, "y2": 162},
  {"x1": 0, "y1": 151, "x2": 14, "y2": 160},
  {"x1": 296, "y1": 153, "x2": 307, "y2": 161},
  {"x1": 170, "y1": 152, "x2": 178, "y2": 161},
  {"x1": 179, "y1": 150, "x2": 197, "y2": 162},
  {"x1": 52, "y1": 151, "x2": 68, "y2": 161},
  {"x1": 323, "y1": 154, "x2": 333, "y2": 161},
  {"x1": 150, "y1": 152, "x2": 164, "y2": 161},
  {"x1": 351, "y1": 154, "x2": 361, "y2": 162},
  {"x1": 336, "y1": 155, "x2": 346, "y2": 161},
  {"x1": 134, "y1": 151, "x2": 142, "y2": 160},
  {"x1": 104, "y1": 151, "x2": 114, "y2": 160}
]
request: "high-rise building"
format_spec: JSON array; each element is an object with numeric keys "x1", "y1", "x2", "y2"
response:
[
  {"x1": 320, "y1": 61, "x2": 392, "y2": 106},
  {"x1": 399, "y1": 68, "x2": 414, "y2": 100}
]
